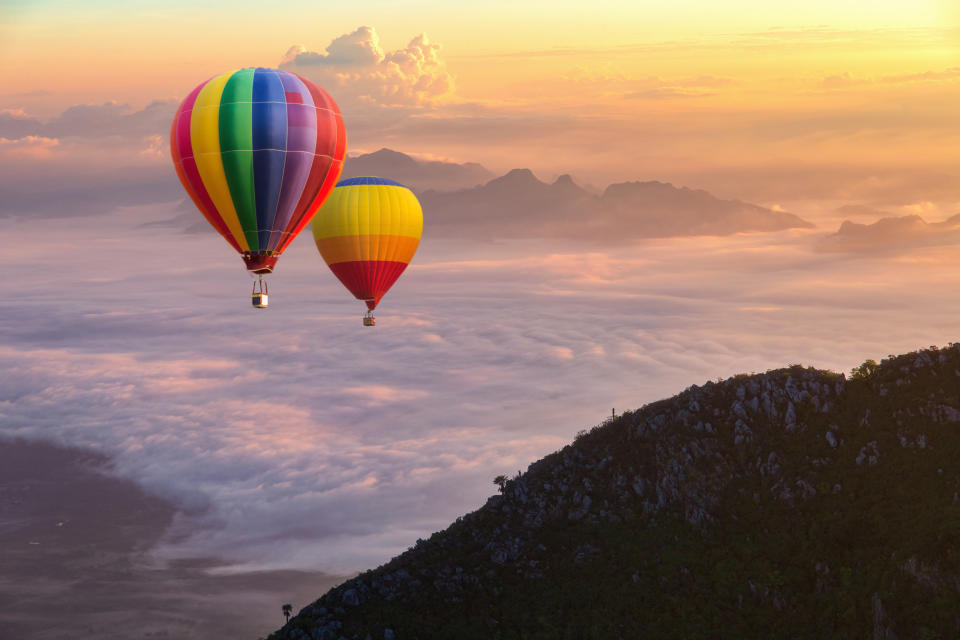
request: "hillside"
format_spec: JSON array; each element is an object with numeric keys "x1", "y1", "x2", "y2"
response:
[{"x1": 267, "y1": 345, "x2": 960, "y2": 639}]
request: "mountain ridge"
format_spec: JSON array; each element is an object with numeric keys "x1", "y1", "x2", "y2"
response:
[
  {"x1": 267, "y1": 343, "x2": 960, "y2": 639},
  {"x1": 420, "y1": 166, "x2": 811, "y2": 242}
]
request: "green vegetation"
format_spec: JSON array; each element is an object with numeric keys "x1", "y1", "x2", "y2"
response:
[{"x1": 849, "y1": 358, "x2": 879, "y2": 380}]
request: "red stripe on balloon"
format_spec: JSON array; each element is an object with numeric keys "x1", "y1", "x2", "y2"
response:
[
  {"x1": 327, "y1": 260, "x2": 409, "y2": 310},
  {"x1": 171, "y1": 81, "x2": 242, "y2": 252}
]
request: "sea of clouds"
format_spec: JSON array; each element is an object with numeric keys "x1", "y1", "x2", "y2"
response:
[{"x1": 3, "y1": 198, "x2": 960, "y2": 575}]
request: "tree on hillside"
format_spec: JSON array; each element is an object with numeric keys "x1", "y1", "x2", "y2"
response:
[
  {"x1": 493, "y1": 475, "x2": 507, "y2": 493},
  {"x1": 850, "y1": 359, "x2": 879, "y2": 379},
  {"x1": 282, "y1": 604, "x2": 292, "y2": 624}
]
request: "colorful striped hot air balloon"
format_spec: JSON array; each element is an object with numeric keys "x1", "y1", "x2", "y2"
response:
[
  {"x1": 312, "y1": 177, "x2": 423, "y2": 326},
  {"x1": 170, "y1": 68, "x2": 346, "y2": 308}
]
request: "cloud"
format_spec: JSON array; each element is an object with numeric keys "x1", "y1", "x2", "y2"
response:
[
  {"x1": 880, "y1": 67, "x2": 960, "y2": 84},
  {"x1": 0, "y1": 135, "x2": 59, "y2": 158},
  {"x1": 6, "y1": 201, "x2": 960, "y2": 581},
  {"x1": 0, "y1": 108, "x2": 42, "y2": 138},
  {"x1": 0, "y1": 102, "x2": 178, "y2": 217},
  {"x1": 0, "y1": 141, "x2": 177, "y2": 217},
  {"x1": 821, "y1": 67, "x2": 960, "y2": 90},
  {"x1": 624, "y1": 87, "x2": 715, "y2": 100},
  {"x1": 341, "y1": 385, "x2": 430, "y2": 406},
  {"x1": 821, "y1": 72, "x2": 859, "y2": 89},
  {"x1": 281, "y1": 27, "x2": 453, "y2": 108},
  {"x1": 284, "y1": 26, "x2": 383, "y2": 67},
  {"x1": 0, "y1": 100, "x2": 176, "y2": 141}
]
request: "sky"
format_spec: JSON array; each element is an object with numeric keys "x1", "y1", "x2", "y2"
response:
[{"x1": 2, "y1": 1, "x2": 960, "y2": 635}]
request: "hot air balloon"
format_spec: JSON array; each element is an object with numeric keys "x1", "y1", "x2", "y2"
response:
[
  {"x1": 170, "y1": 68, "x2": 346, "y2": 308},
  {"x1": 312, "y1": 177, "x2": 423, "y2": 326}
]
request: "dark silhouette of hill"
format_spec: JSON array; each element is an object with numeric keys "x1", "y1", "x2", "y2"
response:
[{"x1": 268, "y1": 344, "x2": 960, "y2": 639}]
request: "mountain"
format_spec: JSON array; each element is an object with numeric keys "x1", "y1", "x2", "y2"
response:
[
  {"x1": 268, "y1": 344, "x2": 960, "y2": 639},
  {"x1": 420, "y1": 171, "x2": 812, "y2": 241},
  {"x1": 340, "y1": 148, "x2": 495, "y2": 192},
  {"x1": 817, "y1": 213, "x2": 960, "y2": 253}
]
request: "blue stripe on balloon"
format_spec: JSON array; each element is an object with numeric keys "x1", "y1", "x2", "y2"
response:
[{"x1": 252, "y1": 68, "x2": 287, "y2": 249}]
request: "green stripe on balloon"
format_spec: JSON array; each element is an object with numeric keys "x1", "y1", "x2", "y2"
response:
[{"x1": 219, "y1": 69, "x2": 259, "y2": 251}]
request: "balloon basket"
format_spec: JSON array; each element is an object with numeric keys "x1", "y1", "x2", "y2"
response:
[
  {"x1": 252, "y1": 276, "x2": 269, "y2": 309},
  {"x1": 363, "y1": 311, "x2": 375, "y2": 327}
]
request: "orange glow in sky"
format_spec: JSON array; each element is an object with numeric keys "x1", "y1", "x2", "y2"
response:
[{"x1": 2, "y1": 0, "x2": 958, "y2": 201}]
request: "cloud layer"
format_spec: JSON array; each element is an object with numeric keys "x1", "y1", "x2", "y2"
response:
[{"x1": 4, "y1": 200, "x2": 960, "y2": 576}]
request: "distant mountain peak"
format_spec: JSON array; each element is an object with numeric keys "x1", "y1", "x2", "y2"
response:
[
  {"x1": 499, "y1": 168, "x2": 540, "y2": 182},
  {"x1": 361, "y1": 148, "x2": 420, "y2": 167},
  {"x1": 341, "y1": 148, "x2": 494, "y2": 192}
]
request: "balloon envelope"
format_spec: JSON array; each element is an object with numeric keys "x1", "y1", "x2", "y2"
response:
[
  {"x1": 312, "y1": 177, "x2": 423, "y2": 310},
  {"x1": 170, "y1": 68, "x2": 346, "y2": 273}
]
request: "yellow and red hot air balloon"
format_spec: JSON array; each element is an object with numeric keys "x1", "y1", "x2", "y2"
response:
[
  {"x1": 312, "y1": 177, "x2": 423, "y2": 326},
  {"x1": 170, "y1": 68, "x2": 346, "y2": 308}
]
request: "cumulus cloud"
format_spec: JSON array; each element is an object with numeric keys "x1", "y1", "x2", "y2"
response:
[
  {"x1": 283, "y1": 27, "x2": 383, "y2": 67},
  {"x1": 281, "y1": 26, "x2": 453, "y2": 107}
]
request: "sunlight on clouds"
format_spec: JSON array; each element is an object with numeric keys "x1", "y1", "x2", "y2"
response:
[
  {"x1": 0, "y1": 135, "x2": 59, "y2": 158},
  {"x1": 341, "y1": 385, "x2": 430, "y2": 406}
]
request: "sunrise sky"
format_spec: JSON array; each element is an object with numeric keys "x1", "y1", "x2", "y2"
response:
[
  {"x1": 4, "y1": 0, "x2": 960, "y2": 194},
  {"x1": 2, "y1": 2, "x2": 960, "y2": 636}
]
